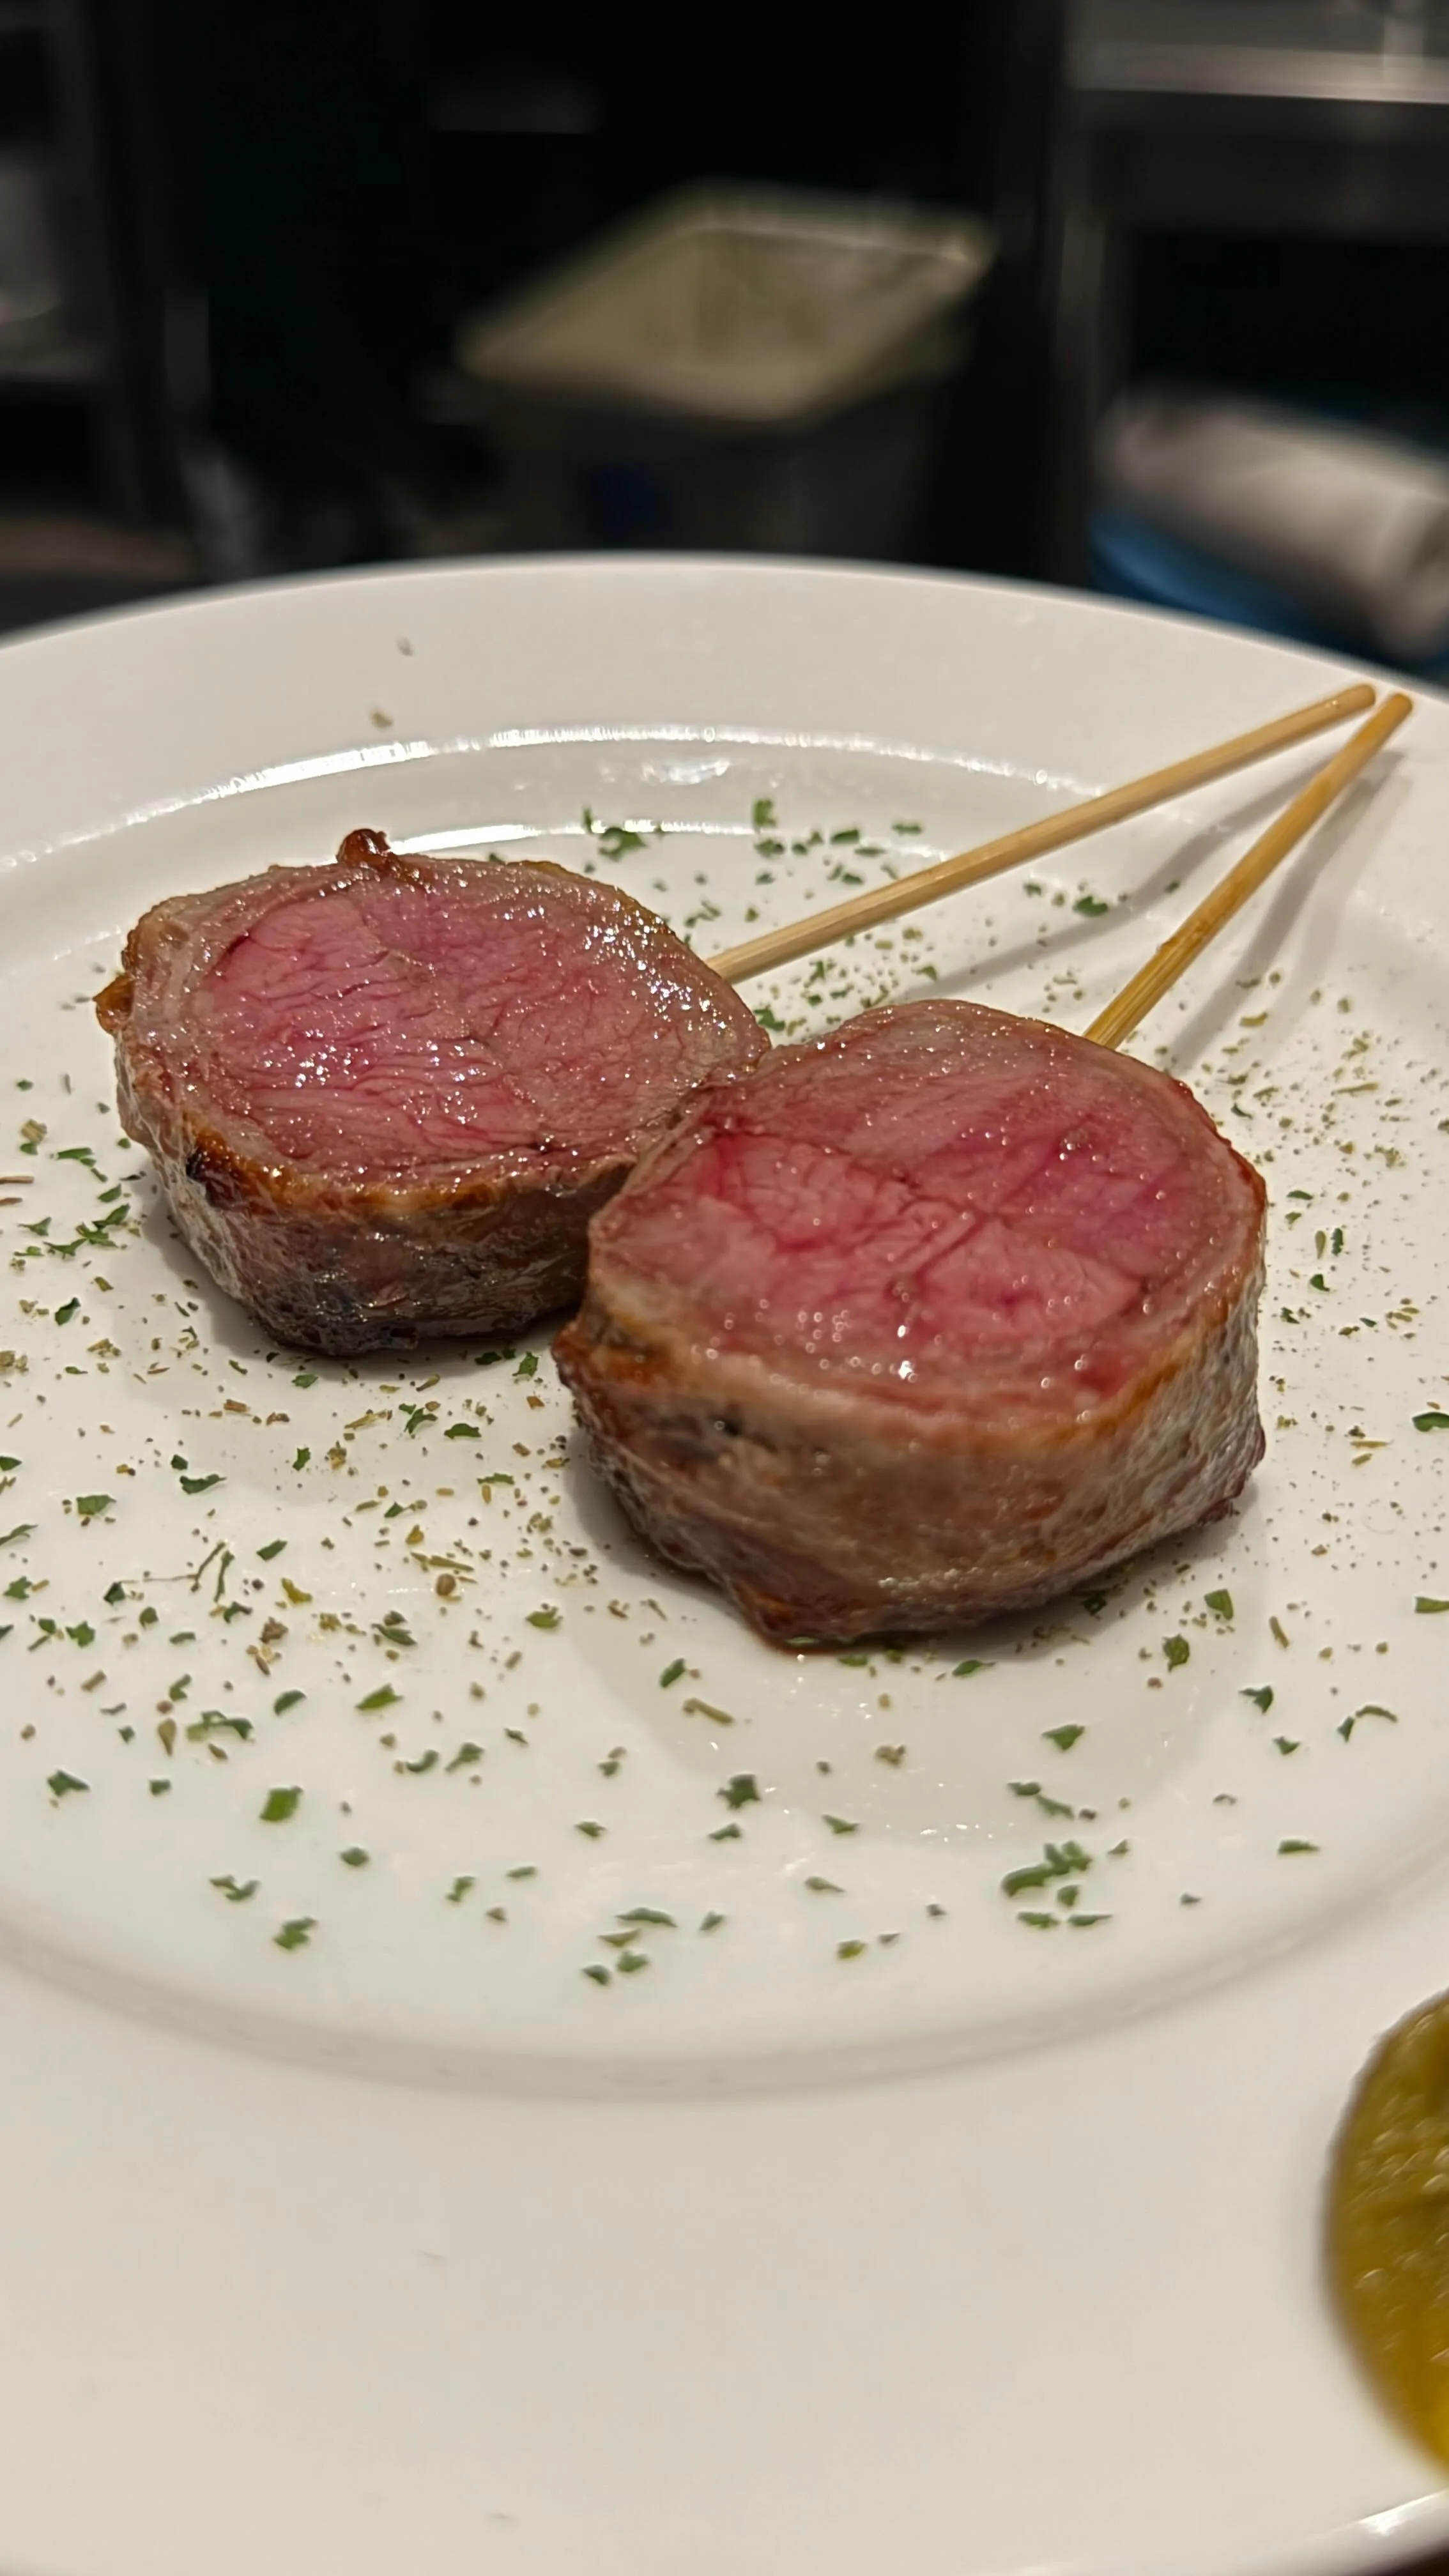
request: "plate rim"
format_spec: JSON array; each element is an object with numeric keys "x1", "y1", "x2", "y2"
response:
[{"x1": 0, "y1": 553, "x2": 1444, "y2": 2576}]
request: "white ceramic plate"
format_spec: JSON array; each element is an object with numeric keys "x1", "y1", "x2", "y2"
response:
[{"x1": 1, "y1": 556, "x2": 1447, "y2": 2576}]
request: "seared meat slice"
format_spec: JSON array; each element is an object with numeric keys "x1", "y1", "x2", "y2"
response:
[
  {"x1": 97, "y1": 828, "x2": 767, "y2": 1354},
  {"x1": 556, "y1": 998, "x2": 1266, "y2": 1644}
]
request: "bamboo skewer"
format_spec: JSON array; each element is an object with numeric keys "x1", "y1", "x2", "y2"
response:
[
  {"x1": 1085, "y1": 691, "x2": 1413, "y2": 1054},
  {"x1": 707, "y1": 681, "x2": 1376, "y2": 986}
]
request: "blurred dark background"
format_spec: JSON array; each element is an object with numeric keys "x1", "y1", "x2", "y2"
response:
[{"x1": 5, "y1": 0, "x2": 1449, "y2": 663}]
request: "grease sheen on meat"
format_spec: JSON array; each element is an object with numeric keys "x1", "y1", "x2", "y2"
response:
[
  {"x1": 556, "y1": 999, "x2": 1268, "y2": 1644},
  {"x1": 96, "y1": 830, "x2": 767, "y2": 1354}
]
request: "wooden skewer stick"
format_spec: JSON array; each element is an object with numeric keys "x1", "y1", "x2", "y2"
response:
[
  {"x1": 708, "y1": 681, "x2": 1377, "y2": 985},
  {"x1": 1084, "y1": 691, "x2": 1413, "y2": 1054}
]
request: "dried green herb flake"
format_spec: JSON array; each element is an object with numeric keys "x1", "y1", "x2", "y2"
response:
[{"x1": 718, "y1": 1772, "x2": 760, "y2": 1810}]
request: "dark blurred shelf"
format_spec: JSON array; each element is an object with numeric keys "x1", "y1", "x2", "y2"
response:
[
  {"x1": 0, "y1": 328, "x2": 104, "y2": 390},
  {"x1": 0, "y1": 503, "x2": 198, "y2": 632},
  {"x1": 1074, "y1": 0, "x2": 1449, "y2": 111},
  {"x1": 1041, "y1": 0, "x2": 1449, "y2": 579},
  {"x1": 413, "y1": 362, "x2": 489, "y2": 426},
  {"x1": 429, "y1": 75, "x2": 600, "y2": 137},
  {"x1": 0, "y1": 505, "x2": 194, "y2": 576},
  {"x1": 0, "y1": 1, "x2": 191, "y2": 527}
]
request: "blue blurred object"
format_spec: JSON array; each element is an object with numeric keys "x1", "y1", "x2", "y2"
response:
[{"x1": 1089, "y1": 500, "x2": 1449, "y2": 685}]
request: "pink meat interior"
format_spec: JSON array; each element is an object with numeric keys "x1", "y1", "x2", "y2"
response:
[
  {"x1": 188, "y1": 866, "x2": 745, "y2": 1178},
  {"x1": 601, "y1": 1004, "x2": 1262, "y2": 1407}
]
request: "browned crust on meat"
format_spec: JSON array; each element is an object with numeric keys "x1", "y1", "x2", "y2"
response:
[
  {"x1": 557, "y1": 1252, "x2": 1264, "y2": 1643},
  {"x1": 110, "y1": 1039, "x2": 639, "y2": 1354},
  {"x1": 98, "y1": 832, "x2": 767, "y2": 1356},
  {"x1": 95, "y1": 972, "x2": 133, "y2": 1032},
  {"x1": 554, "y1": 1017, "x2": 1268, "y2": 1645}
]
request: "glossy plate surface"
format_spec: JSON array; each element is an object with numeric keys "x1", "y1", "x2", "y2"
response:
[{"x1": 0, "y1": 557, "x2": 1445, "y2": 2576}]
